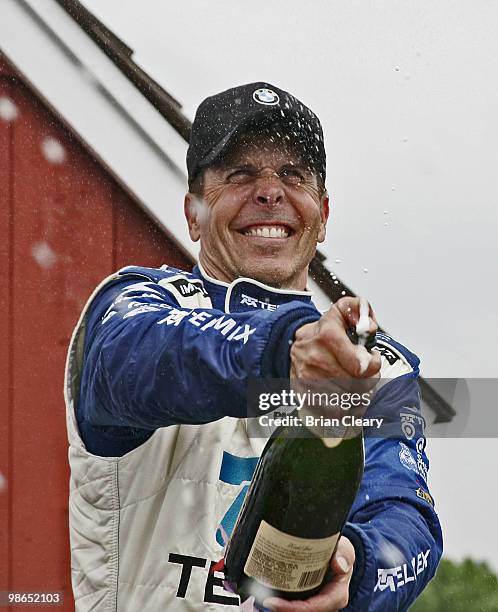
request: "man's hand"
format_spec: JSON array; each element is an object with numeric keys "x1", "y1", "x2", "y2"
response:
[
  {"x1": 261, "y1": 536, "x2": 356, "y2": 611},
  {"x1": 290, "y1": 297, "x2": 381, "y2": 382}
]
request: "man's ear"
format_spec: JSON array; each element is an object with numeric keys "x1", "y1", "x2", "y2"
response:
[
  {"x1": 317, "y1": 192, "x2": 330, "y2": 243},
  {"x1": 184, "y1": 193, "x2": 201, "y2": 242}
]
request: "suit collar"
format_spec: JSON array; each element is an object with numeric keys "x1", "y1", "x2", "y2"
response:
[{"x1": 191, "y1": 263, "x2": 313, "y2": 313}]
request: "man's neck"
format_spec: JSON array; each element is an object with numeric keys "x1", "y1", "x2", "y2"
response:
[{"x1": 197, "y1": 258, "x2": 308, "y2": 292}]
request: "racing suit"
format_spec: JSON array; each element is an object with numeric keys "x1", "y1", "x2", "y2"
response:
[{"x1": 65, "y1": 263, "x2": 442, "y2": 611}]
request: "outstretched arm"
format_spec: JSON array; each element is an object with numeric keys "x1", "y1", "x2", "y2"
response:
[{"x1": 80, "y1": 271, "x2": 320, "y2": 430}]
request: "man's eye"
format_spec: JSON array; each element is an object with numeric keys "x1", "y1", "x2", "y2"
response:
[
  {"x1": 279, "y1": 168, "x2": 305, "y2": 183},
  {"x1": 227, "y1": 169, "x2": 254, "y2": 183}
]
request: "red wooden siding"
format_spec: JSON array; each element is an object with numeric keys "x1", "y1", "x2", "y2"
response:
[
  {"x1": 0, "y1": 61, "x2": 13, "y2": 600},
  {"x1": 0, "y1": 56, "x2": 192, "y2": 609}
]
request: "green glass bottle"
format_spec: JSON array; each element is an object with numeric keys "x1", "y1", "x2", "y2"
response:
[{"x1": 224, "y1": 422, "x2": 364, "y2": 607}]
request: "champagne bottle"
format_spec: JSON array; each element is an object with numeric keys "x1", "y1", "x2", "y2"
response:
[{"x1": 223, "y1": 422, "x2": 364, "y2": 607}]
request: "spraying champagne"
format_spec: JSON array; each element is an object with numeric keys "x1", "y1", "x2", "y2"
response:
[{"x1": 223, "y1": 301, "x2": 375, "y2": 607}]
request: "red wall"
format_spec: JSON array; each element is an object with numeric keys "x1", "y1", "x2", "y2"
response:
[{"x1": 0, "y1": 56, "x2": 192, "y2": 610}]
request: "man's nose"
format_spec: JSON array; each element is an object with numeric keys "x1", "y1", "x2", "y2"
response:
[{"x1": 252, "y1": 174, "x2": 285, "y2": 206}]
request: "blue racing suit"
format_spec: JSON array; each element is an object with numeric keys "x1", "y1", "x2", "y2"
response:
[{"x1": 76, "y1": 263, "x2": 443, "y2": 611}]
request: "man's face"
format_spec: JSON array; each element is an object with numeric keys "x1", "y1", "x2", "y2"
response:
[{"x1": 184, "y1": 135, "x2": 329, "y2": 290}]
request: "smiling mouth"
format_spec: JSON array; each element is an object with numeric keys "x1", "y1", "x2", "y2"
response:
[{"x1": 239, "y1": 224, "x2": 293, "y2": 239}]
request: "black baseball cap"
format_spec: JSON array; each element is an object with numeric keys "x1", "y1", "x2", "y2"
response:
[{"x1": 187, "y1": 82, "x2": 326, "y2": 188}]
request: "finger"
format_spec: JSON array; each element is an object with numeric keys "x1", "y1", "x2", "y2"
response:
[
  {"x1": 292, "y1": 308, "x2": 380, "y2": 379},
  {"x1": 358, "y1": 348, "x2": 382, "y2": 379},
  {"x1": 318, "y1": 307, "x2": 379, "y2": 377},
  {"x1": 296, "y1": 364, "x2": 379, "y2": 396},
  {"x1": 291, "y1": 325, "x2": 355, "y2": 380},
  {"x1": 262, "y1": 539, "x2": 355, "y2": 611},
  {"x1": 333, "y1": 297, "x2": 362, "y2": 327},
  {"x1": 331, "y1": 537, "x2": 355, "y2": 575},
  {"x1": 335, "y1": 297, "x2": 378, "y2": 325},
  {"x1": 315, "y1": 318, "x2": 365, "y2": 373},
  {"x1": 260, "y1": 597, "x2": 314, "y2": 611},
  {"x1": 317, "y1": 324, "x2": 378, "y2": 378},
  {"x1": 293, "y1": 340, "x2": 381, "y2": 390},
  {"x1": 262, "y1": 575, "x2": 350, "y2": 612},
  {"x1": 298, "y1": 352, "x2": 358, "y2": 381},
  {"x1": 335, "y1": 298, "x2": 378, "y2": 333}
]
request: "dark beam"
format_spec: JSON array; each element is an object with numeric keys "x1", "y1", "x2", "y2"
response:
[{"x1": 55, "y1": 0, "x2": 191, "y2": 140}]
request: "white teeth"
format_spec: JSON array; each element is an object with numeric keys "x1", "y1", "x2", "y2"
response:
[{"x1": 243, "y1": 226, "x2": 289, "y2": 238}]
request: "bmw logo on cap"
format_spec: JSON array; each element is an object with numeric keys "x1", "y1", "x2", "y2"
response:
[{"x1": 253, "y1": 88, "x2": 280, "y2": 106}]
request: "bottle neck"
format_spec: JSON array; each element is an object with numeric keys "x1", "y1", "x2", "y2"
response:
[{"x1": 298, "y1": 406, "x2": 364, "y2": 444}]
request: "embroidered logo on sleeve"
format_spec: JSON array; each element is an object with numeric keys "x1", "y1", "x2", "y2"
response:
[
  {"x1": 400, "y1": 410, "x2": 426, "y2": 440},
  {"x1": 398, "y1": 442, "x2": 419, "y2": 474},
  {"x1": 374, "y1": 549, "x2": 431, "y2": 592},
  {"x1": 415, "y1": 488, "x2": 434, "y2": 507}
]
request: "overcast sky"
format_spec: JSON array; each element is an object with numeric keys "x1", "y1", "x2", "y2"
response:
[{"x1": 83, "y1": 0, "x2": 498, "y2": 571}]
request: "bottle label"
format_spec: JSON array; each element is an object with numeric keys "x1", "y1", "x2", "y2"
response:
[{"x1": 243, "y1": 520, "x2": 339, "y2": 592}]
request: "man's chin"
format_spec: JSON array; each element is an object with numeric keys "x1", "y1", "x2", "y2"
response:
[{"x1": 237, "y1": 262, "x2": 298, "y2": 290}]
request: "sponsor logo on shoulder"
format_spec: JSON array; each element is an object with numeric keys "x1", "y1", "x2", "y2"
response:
[
  {"x1": 170, "y1": 278, "x2": 208, "y2": 298},
  {"x1": 374, "y1": 549, "x2": 431, "y2": 592},
  {"x1": 101, "y1": 281, "x2": 168, "y2": 324},
  {"x1": 400, "y1": 409, "x2": 426, "y2": 440},
  {"x1": 415, "y1": 488, "x2": 434, "y2": 506}
]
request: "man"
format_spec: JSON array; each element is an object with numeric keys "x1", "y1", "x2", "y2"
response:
[{"x1": 64, "y1": 82, "x2": 442, "y2": 611}]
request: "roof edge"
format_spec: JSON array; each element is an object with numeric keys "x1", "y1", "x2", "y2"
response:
[{"x1": 55, "y1": 0, "x2": 191, "y2": 140}]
